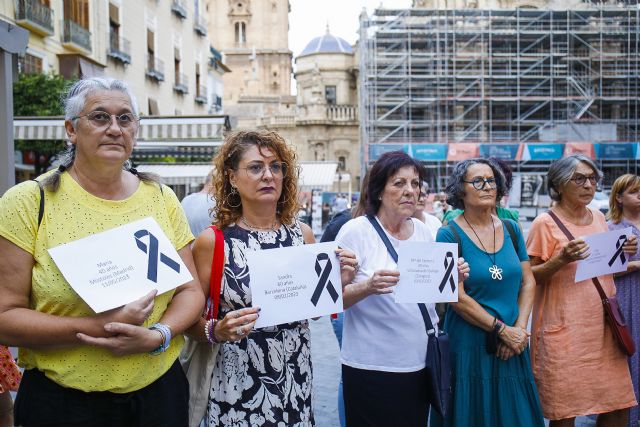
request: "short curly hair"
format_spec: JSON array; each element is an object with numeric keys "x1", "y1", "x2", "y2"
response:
[
  {"x1": 445, "y1": 158, "x2": 506, "y2": 210},
  {"x1": 213, "y1": 130, "x2": 299, "y2": 229}
]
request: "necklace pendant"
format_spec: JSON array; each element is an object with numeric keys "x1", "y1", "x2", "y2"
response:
[{"x1": 489, "y1": 265, "x2": 503, "y2": 281}]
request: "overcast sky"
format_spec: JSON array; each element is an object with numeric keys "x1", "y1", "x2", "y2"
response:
[{"x1": 288, "y1": 0, "x2": 412, "y2": 58}]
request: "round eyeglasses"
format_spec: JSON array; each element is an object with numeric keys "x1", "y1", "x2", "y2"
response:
[
  {"x1": 569, "y1": 174, "x2": 600, "y2": 186},
  {"x1": 240, "y1": 162, "x2": 287, "y2": 180},
  {"x1": 463, "y1": 177, "x2": 497, "y2": 191},
  {"x1": 73, "y1": 111, "x2": 139, "y2": 132}
]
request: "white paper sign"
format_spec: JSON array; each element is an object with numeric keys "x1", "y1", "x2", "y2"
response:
[
  {"x1": 575, "y1": 227, "x2": 632, "y2": 282},
  {"x1": 48, "y1": 217, "x2": 193, "y2": 313},
  {"x1": 248, "y1": 242, "x2": 343, "y2": 328},
  {"x1": 394, "y1": 241, "x2": 459, "y2": 303}
]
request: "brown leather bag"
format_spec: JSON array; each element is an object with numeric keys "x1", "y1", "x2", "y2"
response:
[{"x1": 547, "y1": 210, "x2": 636, "y2": 356}]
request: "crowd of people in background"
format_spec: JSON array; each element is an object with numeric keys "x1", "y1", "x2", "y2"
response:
[{"x1": 0, "y1": 77, "x2": 639, "y2": 427}]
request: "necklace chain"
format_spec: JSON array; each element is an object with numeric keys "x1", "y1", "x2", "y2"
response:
[
  {"x1": 462, "y1": 214, "x2": 503, "y2": 280},
  {"x1": 241, "y1": 216, "x2": 278, "y2": 232}
]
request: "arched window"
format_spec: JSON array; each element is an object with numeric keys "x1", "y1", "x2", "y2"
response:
[
  {"x1": 235, "y1": 22, "x2": 246, "y2": 45},
  {"x1": 338, "y1": 156, "x2": 346, "y2": 171}
]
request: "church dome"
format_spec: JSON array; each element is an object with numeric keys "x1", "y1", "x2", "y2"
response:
[{"x1": 299, "y1": 27, "x2": 353, "y2": 57}]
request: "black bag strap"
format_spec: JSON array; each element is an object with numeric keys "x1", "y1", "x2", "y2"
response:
[
  {"x1": 503, "y1": 219, "x2": 518, "y2": 252},
  {"x1": 446, "y1": 224, "x2": 463, "y2": 258},
  {"x1": 32, "y1": 179, "x2": 44, "y2": 229},
  {"x1": 366, "y1": 215, "x2": 437, "y2": 335},
  {"x1": 546, "y1": 210, "x2": 609, "y2": 302}
]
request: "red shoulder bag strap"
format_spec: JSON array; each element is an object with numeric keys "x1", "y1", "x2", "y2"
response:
[
  {"x1": 206, "y1": 225, "x2": 225, "y2": 320},
  {"x1": 546, "y1": 210, "x2": 609, "y2": 301}
]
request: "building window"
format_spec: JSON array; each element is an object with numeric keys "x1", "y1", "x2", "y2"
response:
[
  {"x1": 235, "y1": 22, "x2": 246, "y2": 45},
  {"x1": 19, "y1": 53, "x2": 43, "y2": 74},
  {"x1": 148, "y1": 98, "x2": 160, "y2": 115},
  {"x1": 325, "y1": 86, "x2": 337, "y2": 105},
  {"x1": 63, "y1": 0, "x2": 89, "y2": 29},
  {"x1": 338, "y1": 156, "x2": 346, "y2": 171},
  {"x1": 109, "y1": 3, "x2": 120, "y2": 50}
]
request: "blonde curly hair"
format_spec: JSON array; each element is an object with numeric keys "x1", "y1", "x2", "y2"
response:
[{"x1": 212, "y1": 130, "x2": 300, "y2": 229}]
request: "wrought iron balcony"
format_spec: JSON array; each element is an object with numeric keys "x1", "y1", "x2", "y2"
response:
[
  {"x1": 15, "y1": 0, "x2": 54, "y2": 36},
  {"x1": 146, "y1": 55, "x2": 165, "y2": 82},
  {"x1": 194, "y1": 14, "x2": 207, "y2": 36},
  {"x1": 61, "y1": 19, "x2": 91, "y2": 53},
  {"x1": 107, "y1": 34, "x2": 131, "y2": 65},
  {"x1": 195, "y1": 85, "x2": 208, "y2": 104},
  {"x1": 171, "y1": 0, "x2": 187, "y2": 19},
  {"x1": 174, "y1": 73, "x2": 189, "y2": 94}
]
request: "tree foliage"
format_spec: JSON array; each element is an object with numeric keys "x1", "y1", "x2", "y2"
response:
[
  {"x1": 13, "y1": 72, "x2": 69, "y2": 116},
  {"x1": 13, "y1": 73, "x2": 74, "y2": 173}
]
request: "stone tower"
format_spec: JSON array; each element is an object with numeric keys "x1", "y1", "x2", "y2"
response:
[{"x1": 207, "y1": 0, "x2": 292, "y2": 105}]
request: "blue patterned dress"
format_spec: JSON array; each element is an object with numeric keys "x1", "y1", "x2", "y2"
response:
[
  {"x1": 609, "y1": 219, "x2": 640, "y2": 427},
  {"x1": 206, "y1": 223, "x2": 314, "y2": 427}
]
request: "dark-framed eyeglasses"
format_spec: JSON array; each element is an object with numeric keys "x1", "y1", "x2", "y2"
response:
[
  {"x1": 569, "y1": 174, "x2": 600, "y2": 186},
  {"x1": 240, "y1": 162, "x2": 287, "y2": 180},
  {"x1": 463, "y1": 177, "x2": 497, "y2": 191},
  {"x1": 73, "y1": 111, "x2": 139, "y2": 131}
]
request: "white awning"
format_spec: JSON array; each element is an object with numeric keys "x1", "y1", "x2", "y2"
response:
[
  {"x1": 298, "y1": 162, "x2": 338, "y2": 191},
  {"x1": 13, "y1": 116, "x2": 230, "y2": 146},
  {"x1": 136, "y1": 161, "x2": 343, "y2": 190},
  {"x1": 136, "y1": 164, "x2": 213, "y2": 186}
]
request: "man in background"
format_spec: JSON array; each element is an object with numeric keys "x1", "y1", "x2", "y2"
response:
[{"x1": 181, "y1": 170, "x2": 216, "y2": 236}]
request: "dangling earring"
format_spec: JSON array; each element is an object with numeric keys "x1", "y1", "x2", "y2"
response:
[{"x1": 226, "y1": 186, "x2": 242, "y2": 209}]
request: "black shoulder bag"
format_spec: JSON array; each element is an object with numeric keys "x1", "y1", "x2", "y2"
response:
[{"x1": 366, "y1": 215, "x2": 452, "y2": 417}]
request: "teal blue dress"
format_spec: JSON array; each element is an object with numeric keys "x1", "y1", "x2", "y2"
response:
[{"x1": 430, "y1": 219, "x2": 544, "y2": 427}]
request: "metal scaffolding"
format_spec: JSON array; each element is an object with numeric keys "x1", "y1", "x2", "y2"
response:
[{"x1": 359, "y1": 6, "x2": 640, "y2": 159}]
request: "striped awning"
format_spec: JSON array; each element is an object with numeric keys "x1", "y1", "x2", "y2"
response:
[
  {"x1": 14, "y1": 118, "x2": 66, "y2": 140},
  {"x1": 13, "y1": 116, "x2": 230, "y2": 147}
]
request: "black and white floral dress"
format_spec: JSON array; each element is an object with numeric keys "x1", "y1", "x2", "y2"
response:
[{"x1": 207, "y1": 223, "x2": 314, "y2": 427}]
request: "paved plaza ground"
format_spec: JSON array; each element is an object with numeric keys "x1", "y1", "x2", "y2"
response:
[
  {"x1": 6, "y1": 320, "x2": 601, "y2": 426},
  {"x1": 309, "y1": 316, "x2": 597, "y2": 427}
]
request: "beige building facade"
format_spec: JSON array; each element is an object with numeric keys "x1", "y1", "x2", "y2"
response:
[
  {"x1": 283, "y1": 31, "x2": 359, "y2": 187},
  {"x1": 207, "y1": 0, "x2": 291, "y2": 104},
  {"x1": 3, "y1": 0, "x2": 219, "y2": 115},
  {"x1": 252, "y1": 30, "x2": 361, "y2": 191},
  {"x1": 207, "y1": 1, "x2": 361, "y2": 188}
]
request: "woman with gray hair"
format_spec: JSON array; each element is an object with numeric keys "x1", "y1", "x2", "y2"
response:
[
  {"x1": 526, "y1": 154, "x2": 637, "y2": 426},
  {"x1": 0, "y1": 77, "x2": 204, "y2": 426},
  {"x1": 431, "y1": 158, "x2": 543, "y2": 427}
]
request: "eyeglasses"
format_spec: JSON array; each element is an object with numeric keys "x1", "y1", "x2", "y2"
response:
[
  {"x1": 240, "y1": 162, "x2": 287, "y2": 180},
  {"x1": 463, "y1": 177, "x2": 497, "y2": 191},
  {"x1": 73, "y1": 111, "x2": 139, "y2": 132},
  {"x1": 569, "y1": 174, "x2": 600, "y2": 186}
]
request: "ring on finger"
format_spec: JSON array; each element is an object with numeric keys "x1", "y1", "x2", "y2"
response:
[{"x1": 236, "y1": 327, "x2": 244, "y2": 336}]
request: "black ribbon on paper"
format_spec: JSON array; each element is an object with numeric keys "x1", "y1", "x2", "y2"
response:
[
  {"x1": 134, "y1": 229, "x2": 181, "y2": 283},
  {"x1": 310, "y1": 253, "x2": 339, "y2": 306},
  {"x1": 608, "y1": 235, "x2": 628, "y2": 267},
  {"x1": 438, "y1": 251, "x2": 456, "y2": 293}
]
